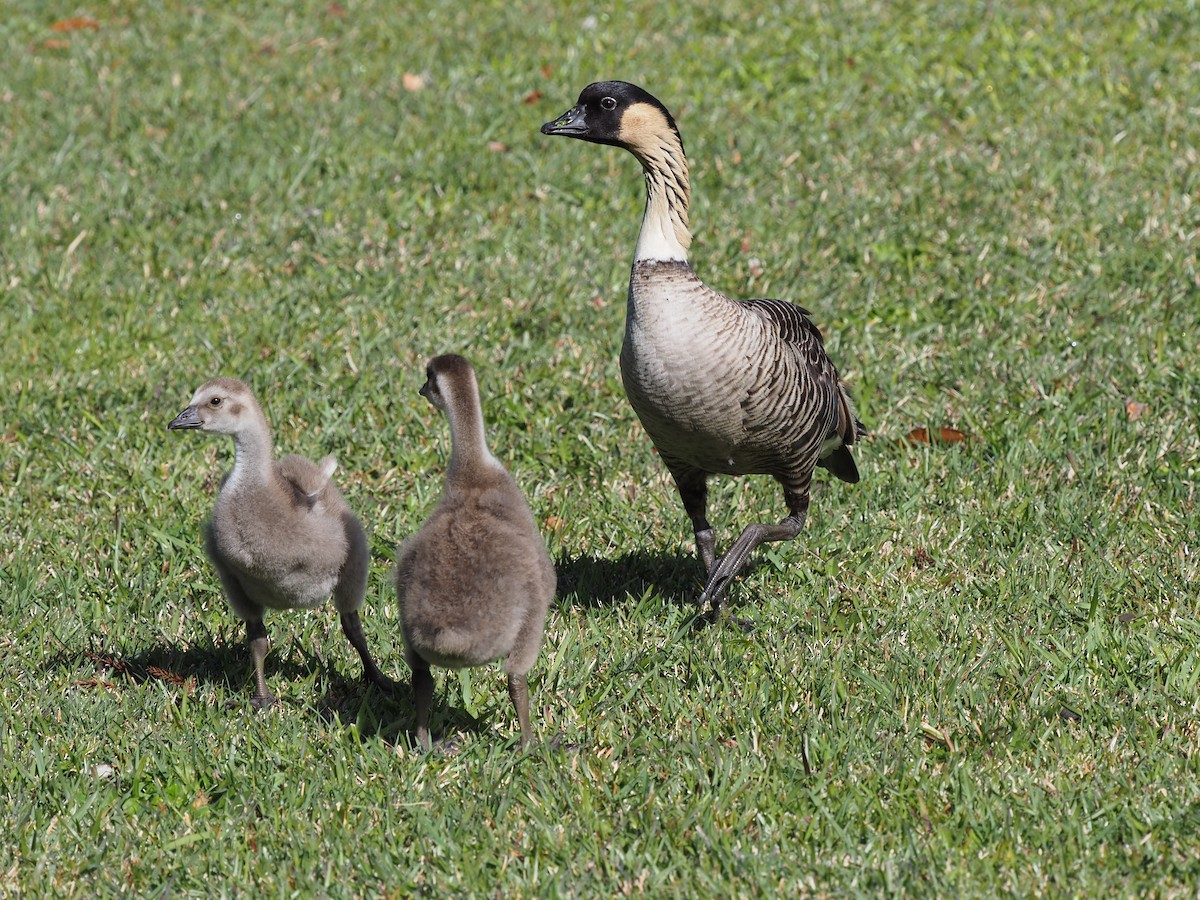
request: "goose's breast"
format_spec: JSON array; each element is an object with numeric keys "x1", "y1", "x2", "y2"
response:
[
  {"x1": 211, "y1": 492, "x2": 345, "y2": 608},
  {"x1": 621, "y1": 275, "x2": 764, "y2": 472}
]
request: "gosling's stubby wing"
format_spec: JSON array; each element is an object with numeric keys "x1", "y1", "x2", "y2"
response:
[
  {"x1": 741, "y1": 297, "x2": 864, "y2": 483},
  {"x1": 277, "y1": 454, "x2": 338, "y2": 509}
]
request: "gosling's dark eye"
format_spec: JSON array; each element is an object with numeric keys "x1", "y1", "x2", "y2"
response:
[
  {"x1": 600, "y1": 96, "x2": 617, "y2": 111},
  {"x1": 210, "y1": 397, "x2": 222, "y2": 407}
]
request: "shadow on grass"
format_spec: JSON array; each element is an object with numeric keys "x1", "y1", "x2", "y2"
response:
[
  {"x1": 318, "y1": 667, "x2": 516, "y2": 754},
  {"x1": 55, "y1": 630, "x2": 409, "y2": 720},
  {"x1": 555, "y1": 549, "x2": 703, "y2": 609},
  {"x1": 52, "y1": 630, "x2": 552, "y2": 753},
  {"x1": 48, "y1": 635, "x2": 244, "y2": 695},
  {"x1": 554, "y1": 548, "x2": 768, "y2": 634}
]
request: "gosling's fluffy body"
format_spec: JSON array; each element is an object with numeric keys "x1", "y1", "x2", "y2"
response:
[
  {"x1": 207, "y1": 453, "x2": 360, "y2": 616},
  {"x1": 395, "y1": 355, "x2": 555, "y2": 750},
  {"x1": 542, "y1": 81, "x2": 864, "y2": 613},
  {"x1": 169, "y1": 377, "x2": 394, "y2": 706}
]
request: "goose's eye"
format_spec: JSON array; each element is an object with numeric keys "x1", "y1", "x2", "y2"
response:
[
  {"x1": 210, "y1": 397, "x2": 222, "y2": 407},
  {"x1": 600, "y1": 96, "x2": 617, "y2": 111}
]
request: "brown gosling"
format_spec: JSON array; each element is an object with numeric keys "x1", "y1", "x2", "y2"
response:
[
  {"x1": 542, "y1": 81, "x2": 865, "y2": 614},
  {"x1": 394, "y1": 355, "x2": 556, "y2": 751},
  {"x1": 168, "y1": 377, "x2": 397, "y2": 707}
]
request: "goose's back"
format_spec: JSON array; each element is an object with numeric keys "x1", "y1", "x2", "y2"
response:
[{"x1": 623, "y1": 260, "x2": 856, "y2": 478}]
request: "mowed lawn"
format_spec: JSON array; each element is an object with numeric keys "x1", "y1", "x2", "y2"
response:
[{"x1": 2, "y1": 0, "x2": 1198, "y2": 895}]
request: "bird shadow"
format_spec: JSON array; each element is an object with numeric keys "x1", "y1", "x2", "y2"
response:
[
  {"x1": 301, "y1": 671, "x2": 487, "y2": 756},
  {"x1": 317, "y1": 667, "x2": 516, "y2": 754},
  {"x1": 59, "y1": 629, "x2": 406, "y2": 716},
  {"x1": 56, "y1": 631, "x2": 560, "y2": 753},
  {"x1": 56, "y1": 632, "x2": 442, "y2": 749},
  {"x1": 553, "y1": 546, "x2": 780, "y2": 634},
  {"x1": 52, "y1": 635, "x2": 246, "y2": 695},
  {"x1": 555, "y1": 548, "x2": 704, "y2": 610}
]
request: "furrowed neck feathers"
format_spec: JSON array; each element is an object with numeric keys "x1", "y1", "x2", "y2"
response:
[{"x1": 621, "y1": 108, "x2": 692, "y2": 263}]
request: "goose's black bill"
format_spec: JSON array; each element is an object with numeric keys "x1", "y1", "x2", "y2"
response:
[
  {"x1": 168, "y1": 407, "x2": 202, "y2": 430},
  {"x1": 540, "y1": 105, "x2": 588, "y2": 137}
]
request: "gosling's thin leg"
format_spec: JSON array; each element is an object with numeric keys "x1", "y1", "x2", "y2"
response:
[
  {"x1": 339, "y1": 611, "x2": 398, "y2": 693},
  {"x1": 699, "y1": 511, "x2": 807, "y2": 615},
  {"x1": 411, "y1": 657, "x2": 435, "y2": 753},
  {"x1": 508, "y1": 672, "x2": 532, "y2": 749},
  {"x1": 246, "y1": 618, "x2": 277, "y2": 709}
]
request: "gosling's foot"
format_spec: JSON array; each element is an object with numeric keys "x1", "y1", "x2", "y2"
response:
[{"x1": 250, "y1": 691, "x2": 279, "y2": 710}]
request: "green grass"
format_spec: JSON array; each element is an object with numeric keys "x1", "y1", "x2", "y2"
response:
[{"x1": 2, "y1": 0, "x2": 1198, "y2": 894}]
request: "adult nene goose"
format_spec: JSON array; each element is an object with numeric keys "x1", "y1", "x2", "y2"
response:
[
  {"x1": 169, "y1": 377, "x2": 396, "y2": 706},
  {"x1": 542, "y1": 81, "x2": 864, "y2": 613}
]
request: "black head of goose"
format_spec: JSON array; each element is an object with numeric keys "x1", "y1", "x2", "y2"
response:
[
  {"x1": 169, "y1": 377, "x2": 397, "y2": 706},
  {"x1": 543, "y1": 82, "x2": 866, "y2": 615}
]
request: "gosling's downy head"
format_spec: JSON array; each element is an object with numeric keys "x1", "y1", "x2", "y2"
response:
[
  {"x1": 418, "y1": 354, "x2": 476, "y2": 416},
  {"x1": 541, "y1": 80, "x2": 682, "y2": 155},
  {"x1": 168, "y1": 377, "x2": 257, "y2": 436}
]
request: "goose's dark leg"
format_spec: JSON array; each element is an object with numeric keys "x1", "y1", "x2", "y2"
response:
[
  {"x1": 246, "y1": 618, "x2": 277, "y2": 708},
  {"x1": 339, "y1": 611, "x2": 399, "y2": 693},
  {"x1": 668, "y1": 462, "x2": 716, "y2": 575},
  {"x1": 410, "y1": 655, "x2": 435, "y2": 752},
  {"x1": 508, "y1": 672, "x2": 532, "y2": 749},
  {"x1": 699, "y1": 485, "x2": 810, "y2": 614}
]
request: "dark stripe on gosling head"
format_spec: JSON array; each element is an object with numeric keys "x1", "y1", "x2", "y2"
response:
[{"x1": 420, "y1": 353, "x2": 476, "y2": 411}]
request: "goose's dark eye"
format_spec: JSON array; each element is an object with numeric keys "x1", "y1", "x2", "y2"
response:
[
  {"x1": 210, "y1": 397, "x2": 222, "y2": 407},
  {"x1": 600, "y1": 96, "x2": 617, "y2": 111}
]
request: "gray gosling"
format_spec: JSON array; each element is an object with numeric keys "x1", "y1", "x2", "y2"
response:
[
  {"x1": 394, "y1": 355, "x2": 555, "y2": 751},
  {"x1": 168, "y1": 377, "x2": 396, "y2": 707},
  {"x1": 542, "y1": 81, "x2": 865, "y2": 614}
]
